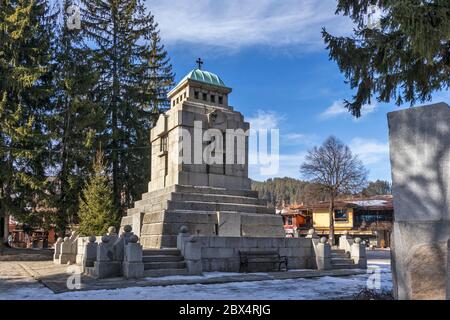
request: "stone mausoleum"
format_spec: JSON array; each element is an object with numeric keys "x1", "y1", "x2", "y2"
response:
[{"x1": 121, "y1": 66, "x2": 285, "y2": 248}]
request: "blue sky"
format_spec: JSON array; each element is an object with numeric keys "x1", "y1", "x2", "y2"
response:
[{"x1": 147, "y1": 0, "x2": 449, "y2": 182}]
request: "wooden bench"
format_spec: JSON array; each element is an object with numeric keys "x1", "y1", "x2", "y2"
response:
[{"x1": 239, "y1": 250, "x2": 288, "y2": 273}]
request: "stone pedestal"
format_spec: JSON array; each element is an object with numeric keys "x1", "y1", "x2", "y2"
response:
[
  {"x1": 123, "y1": 235, "x2": 144, "y2": 279},
  {"x1": 351, "y1": 238, "x2": 367, "y2": 269},
  {"x1": 94, "y1": 235, "x2": 120, "y2": 279},
  {"x1": 388, "y1": 102, "x2": 450, "y2": 300},
  {"x1": 314, "y1": 237, "x2": 331, "y2": 270}
]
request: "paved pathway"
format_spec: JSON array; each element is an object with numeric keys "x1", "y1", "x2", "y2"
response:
[
  {"x1": 1, "y1": 259, "x2": 367, "y2": 294},
  {"x1": 0, "y1": 249, "x2": 390, "y2": 296}
]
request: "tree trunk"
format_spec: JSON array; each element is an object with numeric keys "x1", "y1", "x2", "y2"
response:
[{"x1": 329, "y1": 194, "x2": 335, "y2": 246}]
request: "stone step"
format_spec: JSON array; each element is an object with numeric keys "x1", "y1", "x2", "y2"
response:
[
  {"x1": 331, "y1": 253, "x2": 349, "y2": 258},
  {"x1": 331, "y1": 258, "x2": 354, "y2": 264},
  {"x1": 174, "y1": 185, "x2": 259, "y2": 198},
  {"x1": 141, "y1": 186, "x2": 177, "y2": 201},
  {"x1": 144, "y1": 261, "x2": 187, "y2": 270},
  {"x1": 142, "y1": 248, "x2": 181, "y2": 256},
  {"x1": 142, "y1": 255, "x2": 184, "y2": 263},
  {"x1": 170, "y1": 192, "x2": 267, "y2": 206},
  {"x1": 166, "y1": 200, "x2": 273, "y2": 214},
  {"x1": 144, "y1": 268, "x2": 189, "y2": 278},
  {"x1": 332, "y1": 264, "x2": 358, "y2": 270}
]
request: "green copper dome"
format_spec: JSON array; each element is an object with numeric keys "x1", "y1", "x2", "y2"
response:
[{"x1": 180, "y1": 68, "x2": 226, "y2": 87}]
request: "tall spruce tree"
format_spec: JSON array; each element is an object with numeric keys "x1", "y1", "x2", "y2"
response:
[
  {"x1": 0, "y1": 0, "x2": 55, "y2": 231},
  {"x1": 145, "y1": 29, "x2": 174, "y2": 114},
  {"x1": 78, "y1": 150, "x2": 118, "y2": 236},
  {"x1": 323, "y1": 0, "x2": 450, "y2": 117},
  {"x1": 48, "y1": 0, "x2": 104, "y2": 236},
  {"x1": 80, "y1": 0, "x2": 174, "y2": 212}
]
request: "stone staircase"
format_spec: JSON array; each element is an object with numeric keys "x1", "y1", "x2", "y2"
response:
[
  {"x1": 121, "y1": 185, "x2": 285, "y2": 248},
  {"x1": 331, "y1": 249, "x2": 358, "y2": 269},
  {"x1": 142, "y1": 248, "x2": 189, "y2": 277}
]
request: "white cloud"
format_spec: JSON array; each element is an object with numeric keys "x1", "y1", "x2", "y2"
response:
[
  {"x1": 350, "y1": 137, "x2": 389, "y2": 166},
  {"x1": 147, "y1": 0, "x2": 352, "y2": 51},
  {"x1": 247, "y1": 110, "x2": 285, "y2": 131},
  {"x1": 283, "y1": 133, "x2": 318, "y2": 146},
  {"x1": 320, "y1": 100, "x2": 378, "y2": 120}
]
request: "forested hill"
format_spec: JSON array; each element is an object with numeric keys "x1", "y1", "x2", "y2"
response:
[
  {"x1": 251, "y1": 178, "x2": 328, "y2": 207},
  {"x1": 251, "y1": 178, "x2": 392, "y2": 208}
]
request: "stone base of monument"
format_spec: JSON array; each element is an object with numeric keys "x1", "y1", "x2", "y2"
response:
[{"x1": 121, "y1": 185, "x2": 285, "y2": 249}]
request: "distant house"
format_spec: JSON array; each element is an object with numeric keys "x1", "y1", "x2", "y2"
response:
[
  {"x1": 8, "y1": 215, "x2": 57, "y2": 249},
  {"x1": 311, "y1": 196, "x2": 393, "y2": 247},
  {"x1": 279, "y1": 204, "x2": 313, "y2": 237}
]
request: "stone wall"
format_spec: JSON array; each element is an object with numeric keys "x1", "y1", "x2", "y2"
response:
[
  {"x1": 388, "y1": 102, "x2": 450, "y2": 300},
  {"x1": 178, "y1": 235, "x2": 315, "y2": 273}
]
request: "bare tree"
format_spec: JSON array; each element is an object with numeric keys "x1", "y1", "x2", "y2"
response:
[{"x1": 300, "y1": 136, "x2": 368, "y2": 245}]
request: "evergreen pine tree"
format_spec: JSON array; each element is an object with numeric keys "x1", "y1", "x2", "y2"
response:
[
  {"x1": 80, "y1": 0, "x2": 174, "y2": 212},
  {"x1": 78, "y1": 150, "x2": 118, "y2": 236},
  {"x1": 0, "y1": 0, "x2": 55, "y2": 230},
  {"x1": 145, "y1": 29, "x2": 175, "y2": 114},
  {"x1": 49, "y1": 0, "x2": 104, "y2": 236},
  {"x1": 323, "y1": 0, "x2": 450, "y2": 117}
]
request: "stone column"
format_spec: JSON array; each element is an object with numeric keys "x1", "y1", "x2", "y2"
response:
[
  {"x1": 388, "y1": 102, "x2": 450, "y2": 300},
  {"x1": 351, "y1": 238, "x2": 367, "y2": 269},
  {"x1": 123, "y1": 235, "x2": 144, "y2": 279},
  {"x1": 315, "y1": 237, "x2": 331, "y2": 270}
]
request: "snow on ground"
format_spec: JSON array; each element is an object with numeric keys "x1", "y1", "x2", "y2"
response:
[{"x1": 0, "y1": 262, "x2": 391, "y2": 300}]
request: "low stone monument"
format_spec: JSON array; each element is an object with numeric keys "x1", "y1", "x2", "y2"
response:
[{"x1": 388, "y1": 102, "x2": 450, "y2": 300}]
